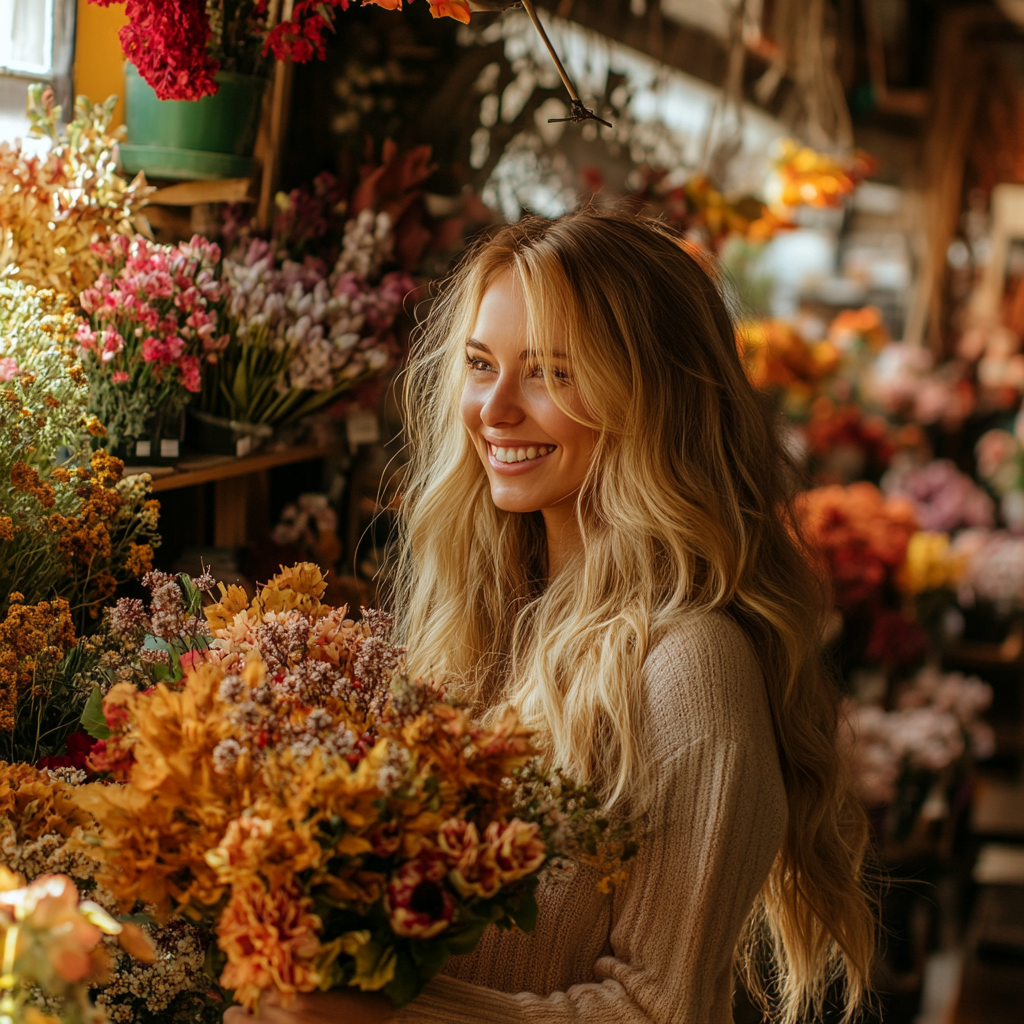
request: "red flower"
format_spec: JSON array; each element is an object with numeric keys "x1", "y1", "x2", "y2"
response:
[{"x1": 386, "y1": 852, "x2": 455, "y2": 938}]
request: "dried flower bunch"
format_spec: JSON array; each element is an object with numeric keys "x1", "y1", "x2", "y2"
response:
[
  {"x1": 207, "y1": 216, "x2": 411, "y2": 425},
  {"x1": 0, "y1": 85, "x2": 152, "y2": 295},
  {"x1": 0, "y1": 283, "x2": 161, "y2": 627},
  {"x1": 0, "y1": 763, "x2": 218, "y2": 1024},
  {"x1": 78, "y1": 564, "x2": 632, "y2": 1011},
  {"x1": 77, "y1": 234, "x2": 227, "y2": 448},
  {"x1": 90, "y1": 1, "x2": 473, "y2": 102}
]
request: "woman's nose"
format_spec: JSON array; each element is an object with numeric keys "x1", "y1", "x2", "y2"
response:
[{"x1": 479, "y1": 370, "x2": 525, "y2": 427}]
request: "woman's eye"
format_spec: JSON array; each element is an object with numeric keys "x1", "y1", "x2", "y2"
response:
[
  {"x1": 527, "y1": 364, "x2": 570, "y2": 382},
  {"x1": 465, "y1": 356, "x2": 493, "y2": 372}
]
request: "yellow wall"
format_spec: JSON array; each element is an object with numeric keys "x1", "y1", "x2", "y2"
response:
[{"x1": 73, "y1": 0, "x2": 128, "y2": 126}]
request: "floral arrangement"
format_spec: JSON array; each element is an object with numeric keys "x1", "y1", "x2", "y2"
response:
[
  {"x1": 802, "y1": 398, "x2": 905, "y2": 486},
  {"x1": 0, "y1": 86, "x2": 152, "y2": 295},
  {"x1": 951, "y1": 530, "x2": 1024, "y2": 613},
  {"x1": 0, "y1": 763, "x2": 212, "y2": 1024},
  {"x1": 77, "y1": 234, "x2": 227, "y2": 451},
  {"x1": 737, "y1": 319, "x2": 840, "y2": 401},
  {"x1": 77, "y1": 564, "x2": 632, "y2": 1010},
  {"x1": 207, "y1": 217, "x2": 411, "y2": 426},
  {"x1": 770, "y1": 140, "x2": 875, "y2": 210},
  {"x1": 845, "y1": 666, "x2": 993, "y2": 844},
  {"x1": 0, "y1": 866, "x2": 157, "y2": 1024},
  {"x1": 91, "y1": 0, "x2": 472, "y2": 102},
  {"x1": 975, "y1": 423, "x2": 1024, "y2": 532},
  {"x1": 796, "y1": 482, "x2": 918, "y2": 614},
  {"x1": 0, "y1": 283, "x2": 161, "y2": 627},
  {"x1": 272, "y1": 494, "x2": 342, "y2": 568},
  {"x1": 860, "y1": 343, "x2": 975, "y2": 430},
  {"x1": 881, "y1": 458, "x2": 995, "y2": 533}
]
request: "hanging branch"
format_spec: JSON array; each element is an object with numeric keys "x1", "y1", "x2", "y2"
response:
[{"x1": 516, "y1": 1, "x2": 613, "y2": 127}]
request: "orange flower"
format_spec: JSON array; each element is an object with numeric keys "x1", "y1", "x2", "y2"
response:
[
  {"x1": 217, "y1": 881, "x2": 323, "y2": 1011},
  {"x1": 10, "y1": 461, "x2": 55, "y2": 508},
  {"x1": 0, "y1": 516, "x2": 14, "y2": 541},
  {"x1": 427, "y1": 0, "x2": 472, "y2": 22},
  {"x1": 125, "y1": 542, "x2": 154, "y2": 578}
]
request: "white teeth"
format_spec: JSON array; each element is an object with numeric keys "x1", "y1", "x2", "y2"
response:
[{"x1": 491, "y1": 444, "x2": 553, "y2": 464}]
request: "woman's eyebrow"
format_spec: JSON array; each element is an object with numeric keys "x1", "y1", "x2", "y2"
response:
[{"x1": 467, "y1": 340, "x2": 567, "y2": 359}]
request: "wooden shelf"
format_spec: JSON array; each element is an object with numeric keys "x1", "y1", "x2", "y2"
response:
[
  {"x1": 136, "y1": 445, "x2": 337, "y2": 493},
  {"x1": 148, "y1": 178, "x2": 256, "y2": 206}
]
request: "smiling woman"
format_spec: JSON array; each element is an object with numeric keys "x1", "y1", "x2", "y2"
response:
[
  {"x1": 227, "y1": 212, "x2": 876, "y2": 1024},
  {"x1": 460, "y1": 273, "x2": 600, "y2": 575}
]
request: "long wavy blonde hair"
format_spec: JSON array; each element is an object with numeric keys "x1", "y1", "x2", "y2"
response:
[{"x1": 392, "y1": 211, "x2": 874, "y2": 1023}]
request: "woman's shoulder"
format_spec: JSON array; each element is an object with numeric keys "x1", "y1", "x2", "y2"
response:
[{"x1": 641, "y1": 608, "x2": 774, "y2": 754}]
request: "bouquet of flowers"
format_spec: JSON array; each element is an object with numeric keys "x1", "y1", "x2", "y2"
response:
[
  {"x1": 77, "y1": 564, "x2": 632, "y2": 1011},
  {"x1": 0, "y1": 86, "x2": 152, "y2": 295},
  {"x1": 796, "y1": 482, "x2": 918, "y2": 614},
  {"x1": 77, "y1": 234, "x2": 228, "y2": 452},
  {"x1": 91, "y1": 1, "x2": 473, "y2": 102},
  {"x1": 845, "y1": 666, "x2": 993, "y2": 844},
  {"x1": 881, "y1": 457, "x2": 995, "y2": 533},
  {"x1": 205, "y1": 216, "x2": 412, "y2": 427}
]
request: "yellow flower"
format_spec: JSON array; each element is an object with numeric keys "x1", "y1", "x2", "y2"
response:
[{"x1": 900, "y1": 531, "x2": 965, "y2": 595}]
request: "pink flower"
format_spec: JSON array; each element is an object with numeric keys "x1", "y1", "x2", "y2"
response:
[
  {"x1": 141, "y1": 336, "x2": 166, "y2": 363},
  {"x1": 112, "y1": 371, "x2": 130, "y2": 384},
  {"x1": 101, "y1": 326, "x2": 125, "y2": 363},
  {"x1": 0, "y1": 357, "x2": 19, "y2": 381},
  {"x1": 75, "y1": 323, "x2": 97, "y2": 350},
  {"x1": 179, "y1": 648, "x2": 205, "y2": 671},
  {"x1": 179, "y1": 355, "x2": 201, "y2": 393}
]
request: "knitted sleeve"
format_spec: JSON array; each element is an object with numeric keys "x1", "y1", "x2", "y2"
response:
[{"x1": 393, "y1": 614, "x2": 787, "y2": 1024}]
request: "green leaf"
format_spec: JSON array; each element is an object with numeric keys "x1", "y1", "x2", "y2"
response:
[
  {"x1": 505, "y1": 877, "x2": 539, "y2": 933},
  {"x1": 81, "y1": 686, "x2": 111, "y2": 740},
  {"x1": 179, "y1": 574, "x2": 203, "y2": 616},
  {"x1": 410, "y1": 938, "x2": 450, "y2": 982},
  {"x1": 383, "y1": 949, "x2": 421, "y2": 1008}
]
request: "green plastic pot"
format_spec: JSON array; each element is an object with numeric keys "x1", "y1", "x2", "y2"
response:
[{"x1": 122, "y1": 63, "x2": 266, "y2": 181}]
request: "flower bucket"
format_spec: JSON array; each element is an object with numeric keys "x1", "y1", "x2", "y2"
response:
[
  {"x1": 120, "y1": 64, "x2": 266, "y2": 181},
  {"x1": 187, "y1": 410, "x2": 274, "y2": 458}
]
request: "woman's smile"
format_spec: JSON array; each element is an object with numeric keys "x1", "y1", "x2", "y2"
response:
[{"x1": 485, "y1": 439, "x2": 558, "y2": 470}]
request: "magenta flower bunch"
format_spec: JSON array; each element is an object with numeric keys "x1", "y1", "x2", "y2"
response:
[{"x1": 76, "y1": 234, "x2": 228, "y2": 449}]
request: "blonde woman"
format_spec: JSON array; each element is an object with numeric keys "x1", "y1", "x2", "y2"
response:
[{"x1": 228, "y1": 212, "x2": 874, "y2": 1024}]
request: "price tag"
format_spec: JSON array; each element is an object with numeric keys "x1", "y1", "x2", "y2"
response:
[
  {"x1": 236, "y1": 435, "x2": 253, "y2": 457},
  {"x1": 346, "y1": 409, "x2": 380, "y2": 450},
  {"x1": 135, "y1": 440, "x2": 151, "y2": 458},
  {"x1": 160, "y1": 439, "x2": 180, "y2": 458}
]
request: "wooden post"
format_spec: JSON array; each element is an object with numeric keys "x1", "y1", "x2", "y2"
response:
[{"x1": 257, "y1": 59, "x2": 295, "y2": 233}]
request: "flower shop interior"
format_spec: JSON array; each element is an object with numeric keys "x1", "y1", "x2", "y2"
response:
[{"x1": 2, "y1": 1, "x2": 1024, "y2": 1022}]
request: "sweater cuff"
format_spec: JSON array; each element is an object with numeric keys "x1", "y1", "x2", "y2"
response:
[{"x1": 392, "y1": 975, "x2": 526, "y2": 1024}]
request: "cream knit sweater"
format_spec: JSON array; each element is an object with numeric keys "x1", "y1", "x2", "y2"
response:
[{"x1": 394, "y1": 611, "x2": 788, "y2": 1024}]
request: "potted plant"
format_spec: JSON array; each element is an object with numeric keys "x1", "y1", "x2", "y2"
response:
[
  {"x1": 91, "y1": 0, "x2": 475, "y2": 180},
  {"x1": 76, "y1": 233, "x2": 228, "y2": 462}
]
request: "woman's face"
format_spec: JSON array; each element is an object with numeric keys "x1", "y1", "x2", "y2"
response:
[{"x1": 460, "y1": 271, "x2": 599, "y2": 516}]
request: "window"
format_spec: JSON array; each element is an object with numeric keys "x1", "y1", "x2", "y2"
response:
[
  {"x1": 0, "y1": 0, "x2": 74, "y2": 144},
  {"x1": 0, "y1": 0, "x2": 55, "y2": 77}
]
